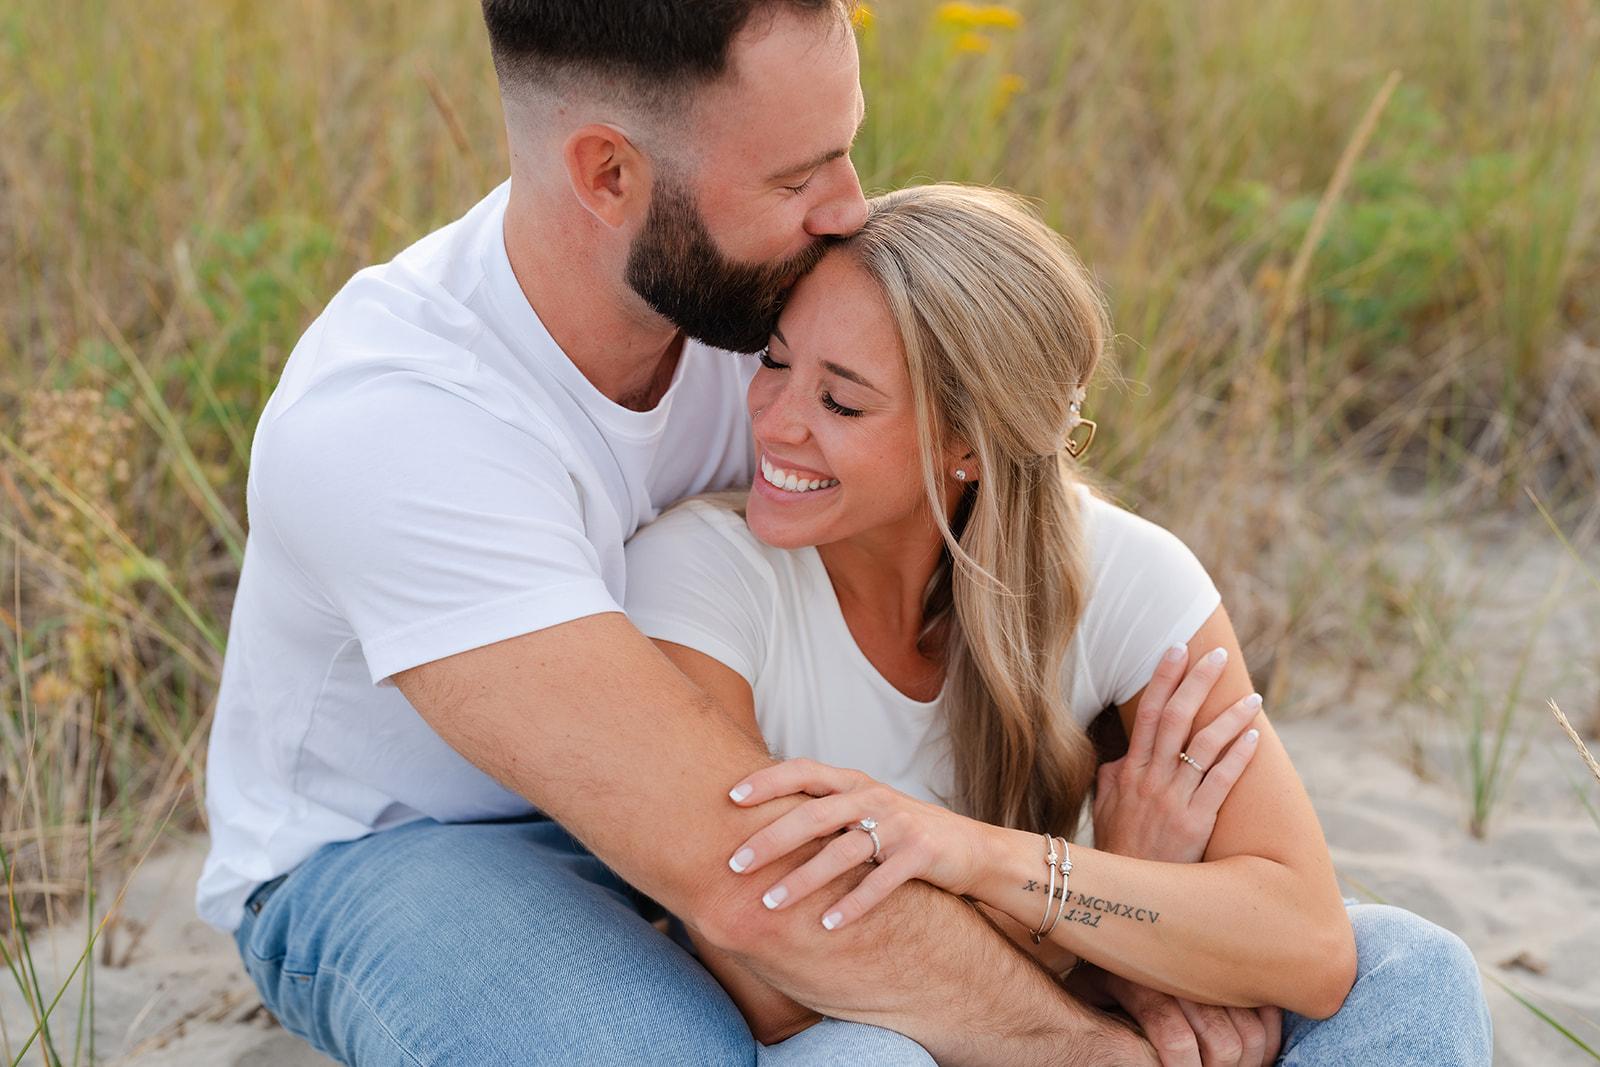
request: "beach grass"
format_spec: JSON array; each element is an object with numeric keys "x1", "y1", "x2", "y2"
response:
[{"x1": 3, "y1": 0, "x2": 1599, "y2": 1061}]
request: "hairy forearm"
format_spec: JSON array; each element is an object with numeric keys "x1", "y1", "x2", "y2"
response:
[
  {"x1": 696, "y1": 871, "x2": 1154, "y2": 1067},
  {"x1": 688, "y1": 930, "x2": 824, "y2": 1045},
  {"x1": 398, "y1": 619, "x2": 1154, "y2": 1065}
]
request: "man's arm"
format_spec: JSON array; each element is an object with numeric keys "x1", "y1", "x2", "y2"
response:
[{"x1": 396, "y1": 612, "x2": 1155, "y2": 1066}]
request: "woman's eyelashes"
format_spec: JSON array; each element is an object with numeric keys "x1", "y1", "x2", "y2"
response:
[
  {"x1": 821, "y1": 393, "x2": 864, "y2": 418},
  {"x1": 756, "y1": 349, "x2": 865, "y2": 418}
]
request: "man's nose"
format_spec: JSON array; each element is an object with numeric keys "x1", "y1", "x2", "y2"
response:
[{"x1": 803, "y1": 157, "x2": 867, "y2": 239}]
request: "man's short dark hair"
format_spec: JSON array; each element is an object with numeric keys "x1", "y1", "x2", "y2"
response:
[{"x1": 481, "y1": 0, "x2": 852, "y2": 116}]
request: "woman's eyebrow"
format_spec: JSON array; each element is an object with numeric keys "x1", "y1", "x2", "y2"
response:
[
  {"x1": 771, "y1": 328, "x2": 883, "y2": 396},
  {"x1": 821, "y1": 359, "x2": 883, "y2": 395}
]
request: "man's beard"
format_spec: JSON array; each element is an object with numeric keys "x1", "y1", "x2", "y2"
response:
[{"x1": 625, "y1": 175, "x2": 835, "y2": 354}]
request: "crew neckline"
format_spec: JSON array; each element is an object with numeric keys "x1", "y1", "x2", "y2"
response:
[
  {"x1": 480, "y1": 184, "x2": 698, "y2": 440},
  {"x1": 799, "y1": 544, "x2": 946, "y2": 711}
]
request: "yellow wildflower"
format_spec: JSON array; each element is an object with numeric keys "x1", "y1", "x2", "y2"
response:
[
  {"x1": 936, "y1": 2, "x2": 981, "y2": 25},
  {"x1": 993, "y1": 73, "x2": 1027, "y2": 111},
  {"x1": 937, "y1": 3, "x2": 1022, "y2": 30},
  {"x1": 973, "y1": 5, "x2": 1023, "y2": 28},
  {"x1": 956, "y1": 31, "x2": 994, "y2": 53},
  {"x1": 852, "y1": 3, "x2": 873, "y2": 29}
]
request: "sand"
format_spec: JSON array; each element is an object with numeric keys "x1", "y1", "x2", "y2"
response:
[{"x1": 4, "y1": 508, "x2": 1597, "y2": 1065}]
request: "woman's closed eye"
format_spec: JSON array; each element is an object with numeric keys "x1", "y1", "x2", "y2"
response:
[
  {"x1": 757, "y1": 349, "x2": 863, "y2": 417},
  {"x1": 822, "y1": 393, "x2": 864, "y2": 418}
]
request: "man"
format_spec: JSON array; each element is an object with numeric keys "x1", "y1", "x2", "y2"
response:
[{"x1": 199, "y1": 2, "x2": 1176, "y2": 1063}]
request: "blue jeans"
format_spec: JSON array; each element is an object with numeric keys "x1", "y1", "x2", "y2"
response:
[
  {"x1": 1279, "y1": 903, "x2": 1492, "y2": 1065},
  {"x1": 233, "y1": 817, "x2": 933, "y2": 1065},
  {"x1": 235, "y1": 819, "x2": 1489, "y2": 1066}
]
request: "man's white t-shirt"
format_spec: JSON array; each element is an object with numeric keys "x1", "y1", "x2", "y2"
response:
[
  {"x1": 622, "y1": 496, "x2": 1220, "y2": 806},
  {"x1": 197, "y1": 183, "x2": 755, "y2": 932}
]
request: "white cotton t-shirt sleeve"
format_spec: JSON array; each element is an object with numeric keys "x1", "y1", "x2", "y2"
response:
[
  {"x1": 623, "y1": 501, "x2": 773, "y2": 685},
  {"x1": 253, "y1": 356, "x2": 621, "y2": 686},
  {"x1": 1068, "y1": 493, "x2": 1222, "y2": 717}
]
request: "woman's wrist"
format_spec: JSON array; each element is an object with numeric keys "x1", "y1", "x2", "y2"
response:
[{"x1": 966, "y1": 825, "x2": 1056, "y2": 930}]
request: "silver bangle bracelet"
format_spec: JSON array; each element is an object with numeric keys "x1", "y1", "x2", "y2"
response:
[
  {"x1": 1042, "y1": 837, "x2": 1072, "y2": 938},
  {"x1": 1030, "y1": 833, "x2": 1059, "y2": 943}
]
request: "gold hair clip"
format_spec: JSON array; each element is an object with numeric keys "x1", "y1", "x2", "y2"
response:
[{"x1": 1063, "y1": 385, "x2": 1096, "y2": 458}]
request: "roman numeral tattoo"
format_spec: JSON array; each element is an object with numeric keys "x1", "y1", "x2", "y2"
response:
[{"x1": 1017, "y1": 884, "x2": 1160, "y2": 927}]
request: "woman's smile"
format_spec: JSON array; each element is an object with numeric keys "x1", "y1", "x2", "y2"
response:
[{"x1": 758, "y1": 452, "x2": 840, "y2": 494}]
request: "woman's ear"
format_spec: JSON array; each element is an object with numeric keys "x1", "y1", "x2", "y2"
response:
[
  {"x1": 949, "y1": 446, "x2": 978, "y2": 485},
  {"x1": 563, "y1": 124, "x2": 648, "y2": 230}
]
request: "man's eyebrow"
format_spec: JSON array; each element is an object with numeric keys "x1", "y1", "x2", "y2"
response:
[
  {"x1": 765, "y1": 109, "x2": 868, "y2": 182},
  {"x1": 821, "y1": 359, "x2": 882, "y2": 395}
]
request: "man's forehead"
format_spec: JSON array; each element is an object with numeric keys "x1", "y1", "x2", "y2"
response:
[{"x1": 690, "y1": 8, "x2": 863, "y2": 171}]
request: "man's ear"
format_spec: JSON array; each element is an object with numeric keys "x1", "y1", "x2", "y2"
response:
[{"x1": 563, "y1": 123, "x2": 648, "y2": 230}]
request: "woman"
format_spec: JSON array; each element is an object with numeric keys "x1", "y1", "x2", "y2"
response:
[{"x1": 623, "y1": 184, "x2": 1490, "y2": 1065}]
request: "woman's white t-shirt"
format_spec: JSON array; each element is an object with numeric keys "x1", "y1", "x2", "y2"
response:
[{"x1": 623, "y1": 494, "x2": 1220, "y2": 806}]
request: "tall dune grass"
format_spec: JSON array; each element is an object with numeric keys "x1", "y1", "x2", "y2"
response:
[{"x1": 2, "y1": 0, "x2": 1599, "y2": 1055}]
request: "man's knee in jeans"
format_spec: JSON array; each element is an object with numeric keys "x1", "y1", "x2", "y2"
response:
[{"x1": 229, "y1": 821, "x2": 762, "y2": 1066}]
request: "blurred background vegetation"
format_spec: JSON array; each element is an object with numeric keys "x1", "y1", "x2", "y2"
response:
[{"x1": 2, "y1": 0, "x2": 1597, "y2": 965}]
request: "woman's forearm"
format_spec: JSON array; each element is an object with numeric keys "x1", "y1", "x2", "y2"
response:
[{"x1": 969, "y1": 826, "x2": 1353, "y2": 1019}]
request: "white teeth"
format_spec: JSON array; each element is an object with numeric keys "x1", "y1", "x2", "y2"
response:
[{"x1": 761, "y1": 456, "x2": 839, "y2": 494}]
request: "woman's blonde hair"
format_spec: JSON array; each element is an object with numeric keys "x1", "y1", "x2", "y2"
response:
[{"x1": 844, "y1": 183, "x2": 1109, "y2": 835}]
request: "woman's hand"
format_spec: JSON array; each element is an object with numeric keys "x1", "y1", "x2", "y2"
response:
[
  {"x1": 1094, "y1": 645, "x2": 1262, "y2": 863},
  {"x1": 725, "y1": 759, "x2": 991, "y2": 930}
]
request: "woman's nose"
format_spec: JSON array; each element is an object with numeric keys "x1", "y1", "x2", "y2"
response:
[{"x1": 753, "y1": 394, "x2": 807, "y2": 443}]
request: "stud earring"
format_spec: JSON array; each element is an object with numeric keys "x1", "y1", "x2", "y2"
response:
[{"x1": 955, "y1": 469, "x2": 968, "y2": 481}]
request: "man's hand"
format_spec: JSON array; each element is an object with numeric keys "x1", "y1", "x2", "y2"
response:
[{"x1": 1084, "y1": 969, "x2": 1282, "y2": 1067}]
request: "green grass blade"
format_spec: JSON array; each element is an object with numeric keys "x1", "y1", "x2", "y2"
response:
[{"x1": 1482, "y1": 970, "x2": 1600, "y2": 1060}]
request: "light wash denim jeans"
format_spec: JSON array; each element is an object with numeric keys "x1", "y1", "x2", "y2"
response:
[
  {"x1": 1281, "y1": 901, "x2": 1491, "y2": 1065},
  {"x1": 234, "y1": 817, "x2": 1490, "y2": 1066},
  {"x1": 234, "y1": 817, "x2": 932, "y2": 1065}
]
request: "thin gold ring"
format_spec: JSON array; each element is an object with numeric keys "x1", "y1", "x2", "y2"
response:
[{"x1": 1178, "y1": 751, "x2": 1206, "y2": 773}]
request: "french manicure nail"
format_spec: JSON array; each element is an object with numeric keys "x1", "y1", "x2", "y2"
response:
[
  {"x1": 1243, "y1": 693, "x2": 1263, "y2": 710},
  {"x1": 822, "y1": 911, "x2": 843, "y2": 930},
  {"x1": 762, "y1": 886, "x2": 788, "y2": 909},
  {"x1": 1206, "y1": 647, "x2": 1228, "y2": 666},
  {"x1": 729, "y1": 784, "x2": 753, "y2": 803},
  {"x1": 1244, "y1": 729, "x2": 1259, "y2": 743},
  {"x1": 1165, "y1": 644, "x2": 1187, "y2": 662},
  {"x1": 729, "y1": 848, "x2": 754, "y2": 873}
]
